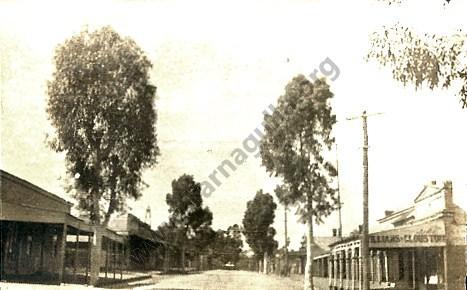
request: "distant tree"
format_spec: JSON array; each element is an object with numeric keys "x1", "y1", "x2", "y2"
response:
[
  {"x1": 211, "y1": 224, "x2": 243, "y2": 266},
  {"x1": 227, "y1": 224, "x2": 243, "y2": 244},
  {"x1": 260, "y1": 75, "x2": 338, "y2": 290},
  {"x1": 274, "y1": 184, "x2": 296, "y2": 207},
  {"x1": 367, "y1": 24, "x2": 467, "y2": 108},
  {"x1": 242, "y1": 190, "x2": 278, "y2": 274},
  {"x1": 155, "y1": 221, "x2": 181, "y2": 272},
  {"x1": 166, "y1": 174, "x2": 213, "y2": 272},
  {"x1": 47, "y1": 26, "x2": 159, "y2": 225},
  {"x1": 191, "y1": 225, "x2": 216, "y2": 253},
  {"x1": 189, "y1": 224, "x2": 216, "y2": 270}
]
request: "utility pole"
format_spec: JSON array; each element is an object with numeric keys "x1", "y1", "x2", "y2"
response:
[
  {"x1": 335, "y1": 143, "x2": 343, "y2": 238},
  {"x1": 361, "y1": 111, "x2": 370, "y2": 290},
  {"x1": 345, "y1": 110, "x2": 381, "y2": 290},
  {"x1": 284, "y1": 204, "x2": 289, "y2": 276}
]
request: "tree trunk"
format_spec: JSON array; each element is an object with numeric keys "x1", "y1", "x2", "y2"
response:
[
  {"x1": 91, "y1": 190, "x2": 101, "y2": 225},
  {"x1": 181, "y1": 245, "x2": 186, "y2": 272},
  {"x1": 164, "y1": 246, "x2": 169, "y2": 272},
  {"x1": 263, "y1": 252, "x2": 268, "y2": 274},
  {"x1": 103, "y1": 189, "x2": 117, "y2": 227},
  {"x1": 304, "y1": 214, "x2": 314, "y2": 290}
]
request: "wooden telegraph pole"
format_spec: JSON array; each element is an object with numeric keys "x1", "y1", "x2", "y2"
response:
[
  {"x1": 284, "y1": 204, "x2": 289, "y2": 276},
  {"x1": 335, "y1": 143, "x2": 343, "y2": 238},
  {"x1": 345, "y1": 110, "x2": 381, "y2": 290},
  {"x1": 361, "y1": 111, "x2": 370, "y2": 290}
]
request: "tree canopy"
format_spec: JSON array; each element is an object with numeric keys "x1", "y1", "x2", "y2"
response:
[
  {"x1": 274, "y1": 183, "x2": 296, "y2": 208},
  {"x1": 166, "y1": 174, "x2": 213, "y2": 271},
  {"x1": 367, "y1": 24, "x2": 467, "y2": 108},
  {"x1": 242, "y1": 190, "x2": 278, "y2": 261},
  {"x1": 211, "y1": 224, "x2": 244, "y2": 266},
  {"x1": 47, "y1": 26, "x2": 159, "y2": 225},
  {"x1": 260, "y1": 75, "x2": 338, "y2": 223}
]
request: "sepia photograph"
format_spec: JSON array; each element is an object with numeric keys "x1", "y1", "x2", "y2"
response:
[{"x1": 1, "y1": 0, "x2": 466, "y2": 289}]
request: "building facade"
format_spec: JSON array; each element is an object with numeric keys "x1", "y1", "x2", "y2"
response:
[
  {"x1": 312, "y1": 180, "x2": 466, "y2": 290},
  {"x1": 0, "y1": 170, "x2": 159, "y2": 286},
  {"x1": 108, "y1": 213, "x2": 163, "y2": 270}
]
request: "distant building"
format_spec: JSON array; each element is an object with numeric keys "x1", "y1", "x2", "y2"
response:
[
  {"x1": 272, "y1": 235, "x2": 340, "y2": 275},
  {"x1": 287, "y1": 236, "x2": 341, "y2": 275},
  {"x1": 108, "y1": 213, "x2": 163, "y2": 270}
]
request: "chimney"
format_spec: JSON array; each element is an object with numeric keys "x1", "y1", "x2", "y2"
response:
[
  {"x1": 332, "y1": 228, "x2": 337, "y2": 237},
  {"x1": 443, "y1": 180, "x2": 454, "y2": 209},
  {"x1": 358, "y1": 225, "x2": 363, "y2": 233},
  {"x1": 385, "y1": 210, "x2": 394, "y2": 217},
  {"x1": 431, "y1": 180, "x2": 437, "y2": 186}
]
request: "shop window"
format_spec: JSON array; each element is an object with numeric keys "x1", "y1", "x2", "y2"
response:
[
  {"x1": 347, "y1": 252, "x2": 352, "y2": 280},
  {"x1": 26, "y1": 235, "x2": 33, "y2": 256},
  {"x1": 407, "y1": 251, "x2": 414, "y2": 282},
  {"x1": 6, "y1": 230, "x2": 16, "y2": 262},
  {"x1": 336, "y1": 254, "x2": 341, "y2": 279},
  {"x1": 323, "y1": 257, "x2": 329, "y2": 277},
  {"x1": 342, "y1": 251, "x2": 346, "y2": 279},
  {"x1": 378, "y1": 251, "x2": 387, "y2": 282},
  {"x1": 398, "y1": 252, "x2": 405, "y2": 281},
  {"x1": 52, "y1": 235, "x2": 58, "y2": 257},
  {"x1": 354, "y1": 248, "x2": 360, "y2": 282},
  {"x1": 330, "y1": 257, "x2": 334, "y2": 278},
  {"x1": 424, "y1": 248, "x2": 444, "y2": 285}
]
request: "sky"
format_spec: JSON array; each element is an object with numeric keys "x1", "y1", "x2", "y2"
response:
[{"x1": 1, "y1": 0, "x2": 466, "y2": 250}]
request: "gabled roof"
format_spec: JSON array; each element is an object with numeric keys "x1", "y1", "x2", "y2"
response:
[
  {"x1": 313, "y1": 236, "x2": 342, "y2": 251},
  {"x1": 292, "y1": 236, "x2": 342, "y2": 256},
  {"x1": 0, "y1": 169, "x2": 72, "y2": 206}
]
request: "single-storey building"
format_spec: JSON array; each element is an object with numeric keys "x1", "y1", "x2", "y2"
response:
[
  {"x1": 0, "y1": 170, "x2": 128, "y2": 286},
  {"x1": 108, "y1": 213, "x2": 163, "y2": 270}
]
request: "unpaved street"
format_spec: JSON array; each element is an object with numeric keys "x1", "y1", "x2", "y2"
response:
[{"x1": 147, "y1": 270, "x2": 303, "y2": 290}]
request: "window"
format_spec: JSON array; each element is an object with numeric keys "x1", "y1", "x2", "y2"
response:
[
  {"x1": 380, "y1": 251, "x2": 387, "y2": 282},
  {"x1": 355, "y1": 248, "x2": 360, "y2": 282},
  {"x1": 370, "y1": 250, "x2": 379, "y2": 281},
  {"x1": 407, "y1": 251, "x2": 414, "y2": 282},
  {"x1": 313, "y1": 260, "x2": 319, "y2": 276},
  {"x1": 6, "y1": 229, "x2": 16, "y2": 262},
  {"x1": 26, "y1": 235, "x2": 33, "y2": 256},
  {"x1": 336, "y1": 254, "x2": 340, "y2": 279},
  {"x1": 330, "y1": 256, "x2": 334, "y2": 278},
  {"x1": 424, "y1": 248, "x2": 444, "y2": 284},
  {"x1": 347, "y1": 251, "x2": 352, "y2": 280},
  {"x1": 323, "y1": 257, "x2": 329, "y2": 277},
  {"x1": 398, "y1": 252, "x2": 405, "y2": 281},
  {"x1": 52, "y1": 235, "x2": 58, "y2": 257},
  {"x1": 342, "y1": 251, "x2": 347, "y2": 279}
]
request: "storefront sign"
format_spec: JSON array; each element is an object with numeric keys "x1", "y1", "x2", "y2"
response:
[{"x1": 370, "y1": 234, "x2": 445, "y2": 244}]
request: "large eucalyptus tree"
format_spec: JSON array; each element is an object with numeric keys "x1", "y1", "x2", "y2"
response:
[{"x1": 260, "y1": 75, "x2": 338, "y2": 290}]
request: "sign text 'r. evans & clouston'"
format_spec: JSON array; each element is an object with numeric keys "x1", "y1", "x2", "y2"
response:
[{"x1": 370, "y1": 234, "x2": 445, "y2": 244}]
